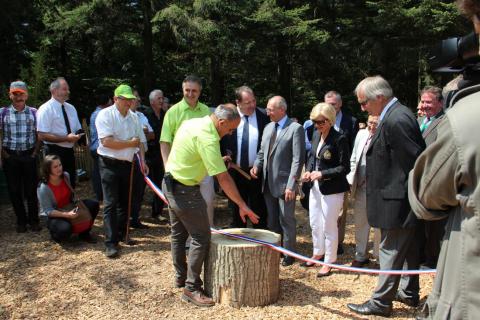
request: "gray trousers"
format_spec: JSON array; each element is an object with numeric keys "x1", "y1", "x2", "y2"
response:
[
  {"x1": 264, "y1": 183, "x2": 297, "y2": 252},
  {"x1": 338, "y1": 192, "x2": 349, "y2": 245},
  {"x1": 370, "y1": 227, "x2": 420, "y2": 308},
  {"x1": 162, "y1": 180, "x2": 211, "y2": 292}
]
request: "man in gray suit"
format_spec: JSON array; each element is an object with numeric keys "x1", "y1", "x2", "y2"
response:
[
  {"x1": 251, "y1": 96, "x2": 305, "y2": 266},
  {"x1": 347, "y1": 76, "x2": 425, "y2": 317}
]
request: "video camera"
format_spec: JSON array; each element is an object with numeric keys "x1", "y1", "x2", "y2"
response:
[{"x1": 428, "y1": 32, "x2": 480, "y2": 72}]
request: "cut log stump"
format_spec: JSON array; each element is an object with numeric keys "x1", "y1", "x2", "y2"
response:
[{"x1": 205, "y1": 228, "x2": 281, "y2": 308}]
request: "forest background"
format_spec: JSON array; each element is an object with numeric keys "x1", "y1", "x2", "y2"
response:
[{"x1": 0, "y1": 0, "x2": 471, "y2": 122}]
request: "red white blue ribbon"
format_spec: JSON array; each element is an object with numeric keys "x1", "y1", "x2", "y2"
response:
[
  {"x1": 210, "y1": 228, "x2": 436, "y2": 276},
  {"x1": 135, "y1": 153, "x2": 169, "y2": 205}
]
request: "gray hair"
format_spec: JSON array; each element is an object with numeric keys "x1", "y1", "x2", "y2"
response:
[
  {"x1": 355, "y1": 75, "x2": 393, "y2": 100},
  {"x1": 269, "y1": 96, "x2": 288, "y2": 111},
  {"x1": 324, "y1": 90, "x2": 342, "y2": 102},
  {"x1": 149, "y1": 89, "x2": 163, "y2": 102},
  {"x1": 49, "y1": 77, "x2": 67, "y2": 92},
  {"x1": 214, "y1": 103, "x2": 240, "y2": 121}
]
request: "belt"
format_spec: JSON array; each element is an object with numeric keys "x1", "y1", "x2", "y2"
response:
[
  {"x1": 3, "y1": 148, "x2": 35, "y2": 156},
  {"x1": 99, "y1": 155, "x2": 131, "y2": 166}
]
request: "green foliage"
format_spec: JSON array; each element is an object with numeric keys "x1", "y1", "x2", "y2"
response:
[{"x1": 1, "y1": 0, "x2": 469, "y2": 120}]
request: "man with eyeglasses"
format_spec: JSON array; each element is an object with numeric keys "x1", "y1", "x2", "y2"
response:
[
  {"x1": 347, "y1": 76, "x2": 425, "y2": 317},
  {"x1": 347, "y1": 115, "x2": 381, "y2": 268},
  {"x1": 95, "y1": 84, "x2": 148, "y2": 258}
]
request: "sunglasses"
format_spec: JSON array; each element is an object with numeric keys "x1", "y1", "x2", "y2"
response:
[{"x1": 313, "y1": 119, "x2": 327, "y2": 125}]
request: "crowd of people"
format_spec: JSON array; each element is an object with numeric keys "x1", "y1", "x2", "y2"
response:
[{"x1": 1, "y1": 1, "x2": 479, "y2": 317}]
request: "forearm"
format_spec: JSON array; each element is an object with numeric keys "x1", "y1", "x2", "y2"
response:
[
  {"x1": 216, "y1": 171, "x2": 246, "y2": 208},
  {"x1": 101, "y1": 137, "x2": 135, "y2": 150},
  {"x1": 160, "y1": 142, "x2": 171, "y2": 168},
  {"x1": 38, "y1": 132, "x2": 69, "y2": 143},
  {"x1": 48, "y1": 209, "x2": 74, "y2": 219}
]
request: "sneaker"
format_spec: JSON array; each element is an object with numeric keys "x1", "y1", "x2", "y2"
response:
[
  {"x1": 105, "y1": 247, "x2": 119, "y2": 258},
  {"x1": 181, "y1": 289, "x2": 215, "y2": 307}
]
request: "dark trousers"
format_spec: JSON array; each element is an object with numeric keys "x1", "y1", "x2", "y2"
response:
[
  {"x1": 229, "y1": 168, "x2": 267, "y2": 229},
  {"x1": 162, "y1": 178, "x2": 210, "y2": 291},
  {"x1": 99, "y1": 156, "x2": 132, "y2": 248},
  {"x1": 131, "y1": 156, "x2": 146, "y2": 224},
  {"x1": 371, "y1": 227, "x2": 420, "y2": 308},
  {"x1": 46, "y1": 144, "x2": 76, "y2": 188},
  {"x1": 90, "y1": 150, "x2": 103, "y2": 201},
  {"x1": 3, "y1": 152, "x2": 39, "y2": 226},
  {"x1": 146, "y1": 153, "x2": 165, "y2": 217},
  {"x1": 47, "y1": 199, "x2": 99, "y2": 242}
]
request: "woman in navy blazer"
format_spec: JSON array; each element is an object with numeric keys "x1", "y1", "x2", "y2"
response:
[{"x1": 302, "y1": 103, "x2": 350, "y2": 276}]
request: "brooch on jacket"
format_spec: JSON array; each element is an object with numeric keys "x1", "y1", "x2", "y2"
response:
[{"x1": 323, "y1": 150, "x2": 332, "y2": 160}]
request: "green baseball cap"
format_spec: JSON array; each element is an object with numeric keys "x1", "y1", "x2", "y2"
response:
[{"x1": 114, "y1": 84, "x2": 136, "y2": 99}]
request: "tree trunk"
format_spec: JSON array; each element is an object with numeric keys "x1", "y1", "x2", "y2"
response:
[
  {"x1": 142, "y1": 0, "x2": 154, "y2": 94},
  {"x1": 205, "y1": 228, "x2": 281, "y2": 308}
]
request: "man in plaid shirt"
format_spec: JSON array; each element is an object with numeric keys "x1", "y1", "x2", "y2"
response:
[{"x1": 0, "y1": 81, "x2": 41, "y2": 233}]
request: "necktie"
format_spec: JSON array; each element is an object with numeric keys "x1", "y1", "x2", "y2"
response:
[
  {"x1": 61, "y1": 104, "x2": 72, "y2": 134},
  {"x1": 240, "y1": 115, "x2": 249, "y2": 169},
  {"x1": 268, "y1": 122, "x2": 279, "y2": 160},
  {"x1": 420, "y1": 117, "x2": 430, "y2": 133}
]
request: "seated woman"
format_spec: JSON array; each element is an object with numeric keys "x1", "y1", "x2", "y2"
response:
[
  {"x1": 302, "y1": 103, "x2": 350, "y2": 277},
  {"x1": 37, "y1": 154, "x2": 99, "y2": 243}
]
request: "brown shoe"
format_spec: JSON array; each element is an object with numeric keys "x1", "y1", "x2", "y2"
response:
[{"x1": 181, "y1": 289, "x2": 215, "y2": 307}]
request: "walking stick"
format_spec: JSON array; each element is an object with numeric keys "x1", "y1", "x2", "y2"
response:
[{"x1": 125, "y1": 157, "x2": 135, "y2": 244}]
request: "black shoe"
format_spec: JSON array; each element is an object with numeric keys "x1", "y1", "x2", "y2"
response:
[
  {"x1": 105, "y1": 247, "x2": 119, "y2": 258},
  {"x1": 121, "y1": 238, "x2": 137, "y2": 246},
  {"x1": 30, "y1": 223, "x2": 42, "y2": 232},
  {"x1": 347, "y1": 301, "x2": 392, "y2": 317},
  {"x1": 79, "y1": 233, "x2": 98, "y2": 244},
  {"x1": 282, "y1": 256, "x2": 295, "y2": 266},
  {"x1": 16, "y1": 225, "x2": 27, "y2": 233},
  {"x1": 394, "y1": 293, "x2": 419, "y2": 307},
  {"x1": 130, "y1": 221, "x2": 149, "y2": 229},
  {"x1": 337, "y1": 244, "x2": 344, "y2": 255},
  {"x1": 351, "y1": 259, "x2": 370, "y2": 268}
]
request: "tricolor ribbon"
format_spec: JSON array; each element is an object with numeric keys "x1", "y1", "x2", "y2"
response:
[{"x1": 135, "y1": 153, "x2": 169, "y2": 205}]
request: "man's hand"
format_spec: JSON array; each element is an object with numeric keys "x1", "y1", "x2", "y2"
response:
[
  {"x1": 239, "y1": 204, "x2": 260, "y2": 224},
  {"x1": 66, "y1": 133, "x2": 81, "y2": 143},
  {"x1": 284, "y1": 188, "x2": 296, "y2": 202},
  {"x1": 66, "y1": 209, "x2": 79, "y2": 219},
  {"x1": 130, "y1": 137, "x2": 140, "y2": 148},
  {"x1": 142, "y1": 162, "x2": 149, "y2": 176},
  {"x1": 310, "y1": 171, "x2": 323, "y2": 181},
  {"x1": 223, "y1": 155, "x2": 232, "y2": 167},
  {"x1": 250, "y1": 166, "x2": 259, "y2": 179}
]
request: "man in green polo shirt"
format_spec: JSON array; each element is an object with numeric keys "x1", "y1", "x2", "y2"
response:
[
  {"x1": 162, "y1": 103, "x2": 259, "y2": 307},
  {"x1": 160, "y1": 75, "x2": 216, "y2": 226}
]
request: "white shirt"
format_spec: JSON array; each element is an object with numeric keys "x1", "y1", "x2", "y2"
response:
[
  {"x1": 36, "y1": 97, "x2": 82, "y2": 148},
  {"x1": 134, "y1": 110, "x2": 153, "y2": 152},
  {"x1": 236, "y1": 109, "x2": 259, "y2": 167},
  {"x1": 96, "y1": 105, "x2": 147, "y2": 161}
]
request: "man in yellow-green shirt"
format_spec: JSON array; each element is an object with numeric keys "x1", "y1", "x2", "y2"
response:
[
  {"x1": 160, "y1": 75, "x2": 216, "y2": 225},
  {"x1": 162, "y1": 104, "x2": 259, "y2": 308}
]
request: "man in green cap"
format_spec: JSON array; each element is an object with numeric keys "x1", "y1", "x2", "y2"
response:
[{"x1": 95, "y1": 84, "x2": 148, "y2": 258}]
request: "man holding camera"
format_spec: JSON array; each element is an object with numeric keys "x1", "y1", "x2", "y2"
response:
[
  {"x1": 408, "y1": 1, "x2": 480, "y2": 318},
  {"x1": 37, "y1": 77, "x2": 84, "y2": 188}
]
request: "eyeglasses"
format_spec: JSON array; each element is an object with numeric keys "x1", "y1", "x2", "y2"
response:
[
  {"x1": 358, "y1": 98, "x2": 370, "y2": 106},
  {"x1": 313, "y1": 119, "x2": 327, "y2": 125}
]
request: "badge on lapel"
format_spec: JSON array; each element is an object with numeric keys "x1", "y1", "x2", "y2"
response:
[{"x1": 323, "y1": 150, "x2": 332, "y2": 160}]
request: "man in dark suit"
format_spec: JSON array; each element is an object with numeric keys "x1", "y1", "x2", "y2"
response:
[
  {"x1": 347, "y1": 76, "x2": 425, "y2": 317},
  {"x1": 324, "y1": 90, "x2": 359, "y2": 254},
  {"x1": 416, "y1": 86, "x2": 446, "y2": 269},
  {"x1": 221, "y1": 86, "x2": 269, "y2": 228},
  {"x1": 251, "y1": 96, "x2": 305, "y2": 266}
]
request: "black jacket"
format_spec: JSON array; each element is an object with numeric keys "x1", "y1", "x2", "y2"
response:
[{"x1": 306, "y1": 128, "x2": 350, "y2": 195}]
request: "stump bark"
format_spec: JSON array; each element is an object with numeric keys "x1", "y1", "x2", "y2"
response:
[{"x1": 205, "y1": 228, "x2": 281, "y2": 308}]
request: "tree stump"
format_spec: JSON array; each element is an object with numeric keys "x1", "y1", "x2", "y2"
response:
[{"x1": 205, "y1": 228, "x2": 281, "y2": 308}]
